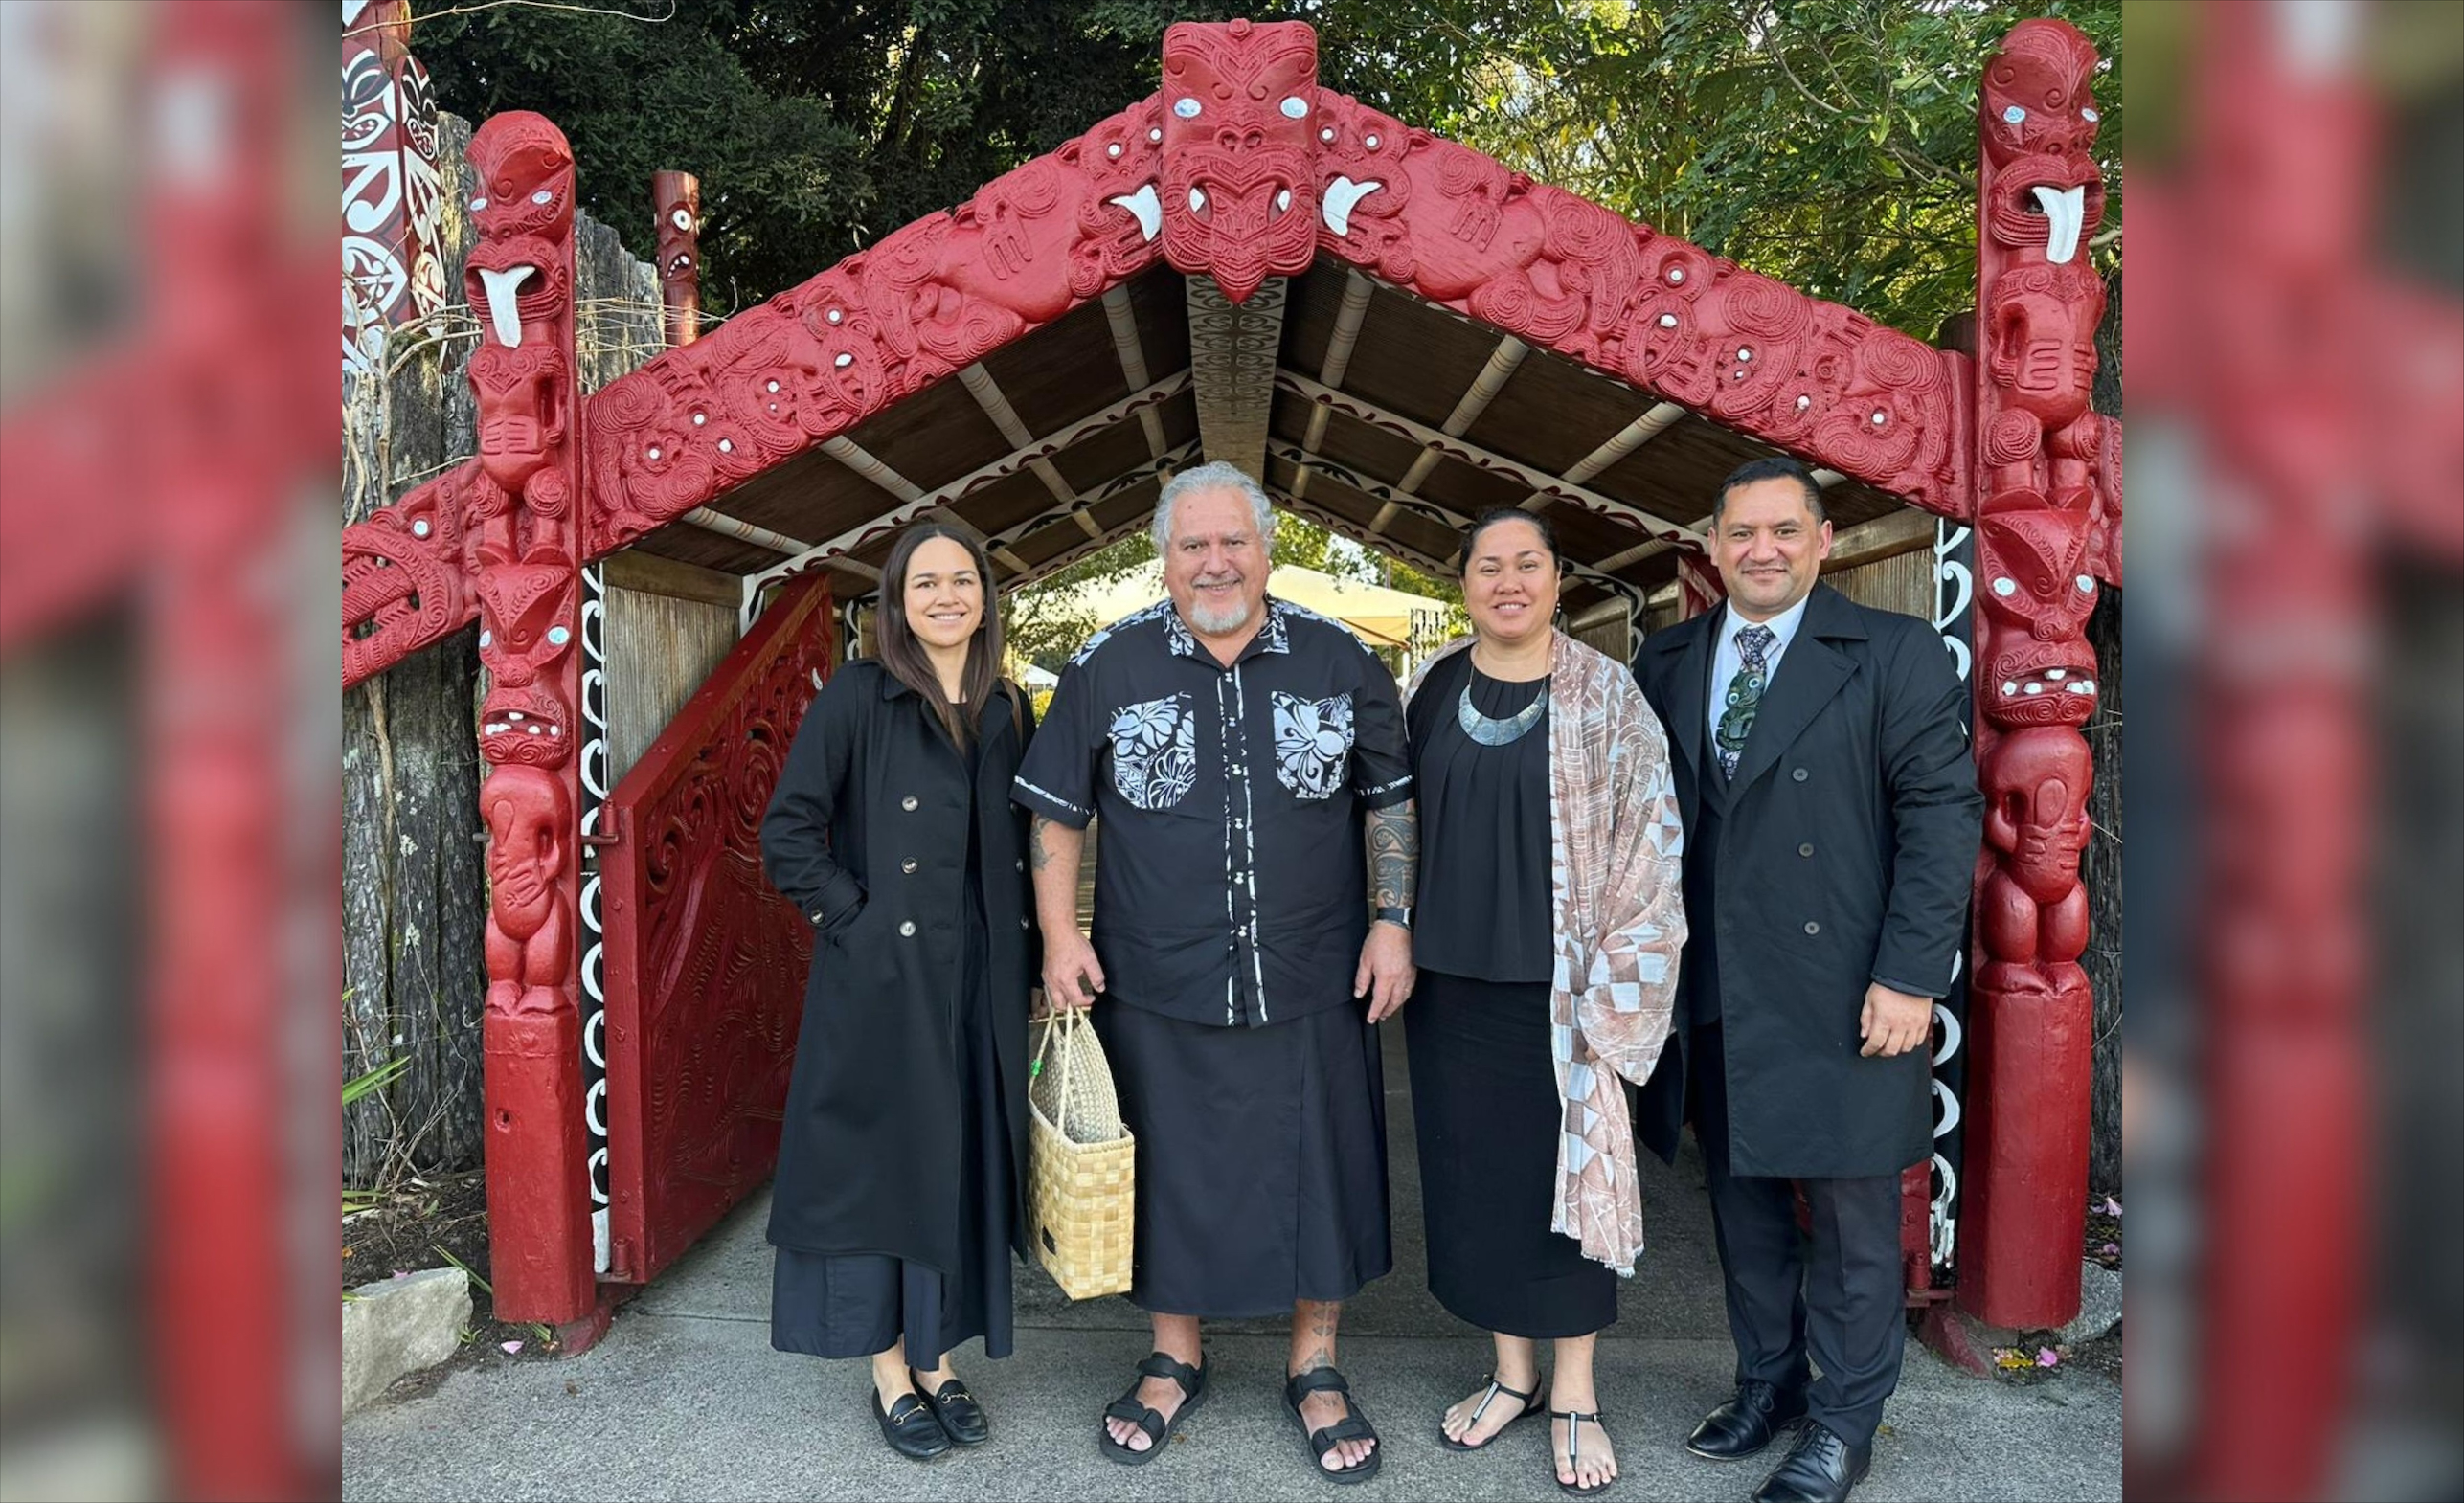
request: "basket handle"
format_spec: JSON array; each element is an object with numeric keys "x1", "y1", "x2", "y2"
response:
[{"x1": 1037, "y1": 1004, "x2": 1087, "y2": 1136}]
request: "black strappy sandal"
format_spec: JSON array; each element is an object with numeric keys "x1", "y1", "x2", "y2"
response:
[
  {"x1": 1097, "y1": 1352, "x2": 1207, "y2": 1466},
  {"x1": 1284, "y1": 1366, "x2": 1383, "y2": 1485},
  {"x1": 1438, "y1": 1372, "x2": 1545, "y2": 1451},
  {"x1": 1551, "y1": 1407, "x2": 1616, "y2": 1496}
]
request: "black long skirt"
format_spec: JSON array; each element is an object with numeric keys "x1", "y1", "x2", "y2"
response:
[
  {"x1": 769, "y1": 909, "x2": 1015, "y2": 1365},
  {"x1": 1406, "y1": 969, "x2": 1616, "y2": 1339},
  {"x1": 1093, "y1": 999, "x2": 1392, "y2": 1319}
]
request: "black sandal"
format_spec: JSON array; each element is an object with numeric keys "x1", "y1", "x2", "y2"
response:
[
  {"x1": 1439, "y1": 1372, "x2": 1544, "y2": 1451},
  {"x1": 909, "y1": 1370, "x2": 988, "y2": 1447},
  {"x1": 1551, "y1": 1407, "x2": 1616, "y2": 1496},
  {"x1": 870, "y1": 1386, "x2": 951, "y2": 1462},
  {"x1": 1097, "y1": 1352, "x2": 1207, "y2": 1466},
  {"x1": 1284, "y1": 1366, "x2": 1383, "y2": 1485}
]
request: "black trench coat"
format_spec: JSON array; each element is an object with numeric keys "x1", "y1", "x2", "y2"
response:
[
  {"x1": 1632, "y1": 584, "x2": 1982, "y2": 1180},
  {"x1": 758, "y1": 660, "x2": 1040, "y2": 1272}
]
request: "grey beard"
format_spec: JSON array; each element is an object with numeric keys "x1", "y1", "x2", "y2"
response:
[{"x1": 1186, "y1": 594, "x2": 1254, "y2": 635}]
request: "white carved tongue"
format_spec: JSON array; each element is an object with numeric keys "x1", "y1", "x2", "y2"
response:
[
  {"x1": 2033, "y1": 185, "x2": 2085, "y2": 265},
  {"x1": 1108, "y1": 184, "x2": 1162, "y2": 241},
  {"x1": 1321, "y1": 176, "x2": 1383, "y2": 236},
  {"x1": 478, "y1": 265, "x2": 537, "y2": 348}
]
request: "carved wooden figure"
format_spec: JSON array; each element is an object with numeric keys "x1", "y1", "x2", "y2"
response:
[
  {"x1": 654, "y1": 170, "x2": 702, "y2": 348},
  {"x1": 1955, "y1": 18, "x2": 2114, "y2": 1333},
  {"x1": 464, "y1": 111, "x2": 596, "y2": 1325}
]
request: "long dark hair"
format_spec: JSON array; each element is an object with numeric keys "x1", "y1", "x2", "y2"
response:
[{"x1": 876, "y1": 522, "x2": 1005, "y2": 746}]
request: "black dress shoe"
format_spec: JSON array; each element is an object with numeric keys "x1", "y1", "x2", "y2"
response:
[
  {"x1": 1751, "y1": 1422, "x2": 1871, "y2": 1503},
  {"x1": 872, "y1": 1387, "x2": 953, "y2": 1461},
  {"x1": 911, "y1": 1371, "x2": 989, "y2": 1446},
  {"x1": 1684, "y1": 1380, "x2": 1808, "y2": 1461}
]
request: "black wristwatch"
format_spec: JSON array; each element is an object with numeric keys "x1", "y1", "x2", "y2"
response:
[{"x1": 1373, "y1": 905, "x2": 1413, "y2": 931}]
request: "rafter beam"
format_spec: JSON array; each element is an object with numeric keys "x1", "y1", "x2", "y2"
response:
[
  {"x1": 1187, "y1": 274, "x2": 1286, "y2": 480},
  {"x1": 1267, "y1": 442, "x2": 1648, "y2": 617},
  {"x1": 681, "y1": 506, "x2": 814, "y2": 557},
  {"x1": 1300, "y1": 270, "x2": 1378, "y2": 464},
  {"x1": 1517, "y1": 402, "x2": 1691, "y2": 524},
  {"x1": 1100, "y1": 284, "x2": 1168, "y2": 459},
  {"x1": 737, "y1": 376, "x2": 1188, "y2": 607},
  {"x1": 1276, "y1": 370, "x2": 1705, "y2": 551},
  {"x1": 1373, "y1": 334, "x2": 1530, "y2": 530},
  {"x1": 958, "y1": 363, "x2": 1078, "y2": 505},
  {"x1": 821, "y1": 436, "x2": 924, "y2": 503}
]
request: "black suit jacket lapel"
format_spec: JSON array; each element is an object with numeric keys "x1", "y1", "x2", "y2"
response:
[{"x1": 1664, "y1": 614, "x2": 1712, "y2": 778}]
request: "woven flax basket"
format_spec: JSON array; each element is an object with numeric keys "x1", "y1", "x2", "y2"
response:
[{"x1": 1026, "y1": 1005, "x2": 1135, "y2": 1299}]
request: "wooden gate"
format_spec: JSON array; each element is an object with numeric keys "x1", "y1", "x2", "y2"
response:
[{"x1": 599, "y1": 574, "x2": 835, "y2": 1284}]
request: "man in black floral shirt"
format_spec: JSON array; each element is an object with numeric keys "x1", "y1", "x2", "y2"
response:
[{"x1": 1014, "y1": 461, "x2": 1417, "y2": 1481}]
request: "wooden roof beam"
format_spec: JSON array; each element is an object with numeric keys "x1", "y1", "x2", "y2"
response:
[
  {"x1": 1296, "y1": 270, "x2": 1378, "y2": 475},
  {"x1": 1099, "y1": 284, "x2": 1170, "y2": 460},
  {"x1": 1371, "y1": 334, "x2": 1528, "y2": 531},
  {"x1": 1275, "y1": 370, "x2": 1705, "y2": 551},
  {"x1": 957, "y1": 363, "x2": 1081, "y2": 508},
  {"x1": 736, "y1": 375, "x2": 1189, "y2": 613},
  {"x1": 1187, "y1": 275, "x2": 1287, "y2": 480}
]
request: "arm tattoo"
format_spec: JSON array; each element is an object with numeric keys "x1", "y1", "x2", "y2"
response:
[
  {"x1": 1366, "y1": 800, "x2": 1417, "y2": 910},
  {"x1": 1029, "y1": 812, "x2": 1055, "y2": 872}
]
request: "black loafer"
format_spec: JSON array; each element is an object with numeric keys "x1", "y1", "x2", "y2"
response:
[
  {"x1": 1751, "y1": 1422, "x2": 1871, "y2": 1503},
  {"x1": 872, "y1": 1387, "x2": 952, "y2": 1461},
  {"x1": 911, "y1": 1370, "x2": 989, "y2": 1446},
  {"x1": 1684, "y1": 1380, "x2": 1807, "y2": 1461}
]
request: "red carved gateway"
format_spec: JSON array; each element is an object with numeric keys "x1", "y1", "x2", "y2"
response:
[{"x1": 335, "y1": 17, "x2": 2123, "y2": 1336}]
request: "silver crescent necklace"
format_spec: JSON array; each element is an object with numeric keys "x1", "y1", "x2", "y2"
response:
[{"x1": 1458, "y1": 667, "x2": 1548, "y2": 746}]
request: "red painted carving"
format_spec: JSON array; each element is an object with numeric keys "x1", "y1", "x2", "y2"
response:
[
  {"x1": 342, "y1": 0, "x2": 444, "y2": 373},
  {"x1": 1158, "y1": 18, "x2": 1321, "y2": 303},
  {"x1": 1309, "y1": 87, "x2": 1966, "y2": 514},
  {"x1": 483, "y1": 764, "x2": 573, "y2": 1015},
  {"x1": 602, "y1": 573, "x2": 836, "y2": 1284},
  {"x1": 583, "y1": 95, "x2": 1164, "y2": 554},
  {"x1": 341, "y1": 460, "x2": 482, "y2": 687},
  {"x1": 1955, "y1": 18, "x2": 2109, "y2": 1334},
  {"x1": 653, "y1": 169, "x2": 702, "y2": 348},
  {"x1": 465, "y1": 110, "x2": 596, "y2": 1325}
]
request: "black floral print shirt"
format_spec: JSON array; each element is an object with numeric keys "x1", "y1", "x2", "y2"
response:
[{"x1": 1013, "y1": 597, "x2": 1413, "y2": 1028}]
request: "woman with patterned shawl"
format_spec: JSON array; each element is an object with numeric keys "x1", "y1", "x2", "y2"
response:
[{"x1": 1403, "y1": 509, "x2": 1687, "y2": 1497}]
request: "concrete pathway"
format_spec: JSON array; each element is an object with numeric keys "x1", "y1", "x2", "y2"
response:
[{"x1": 344, "y1": 1030, "x2": 2119, "y2": 1501}]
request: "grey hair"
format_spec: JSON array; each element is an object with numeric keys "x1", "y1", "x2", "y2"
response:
[{"x1": 1152, "y1": 460, "x2": 1277, "y2": 553}]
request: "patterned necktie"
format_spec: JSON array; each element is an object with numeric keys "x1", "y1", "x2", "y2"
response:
[{"x1": 1715, "y1": 624, "x2": 1776, "y2": 780}]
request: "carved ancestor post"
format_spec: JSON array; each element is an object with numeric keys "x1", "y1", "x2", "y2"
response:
[
  {"x1": 341, "y1": 0, "x2": 443, "y2": 374},
  {"x1": 653, "y1": 169, "x2": 702, "y2": 348},
  {"x1": 1954, "y1": 19, "x2": 2115, "y2": 1332},
  {"x1": 463, "y1": 112, "x2": 596, "y2": 1324}
]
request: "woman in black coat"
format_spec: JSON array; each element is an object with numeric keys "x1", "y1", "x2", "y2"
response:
[{"x1": 759, "y1": 522, "x2": 1039, "y2": 1463}]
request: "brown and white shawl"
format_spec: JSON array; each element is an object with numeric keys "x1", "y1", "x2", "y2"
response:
[{"x1": 1407, "y1": 631, "x2": 1686, "y2": 1275}]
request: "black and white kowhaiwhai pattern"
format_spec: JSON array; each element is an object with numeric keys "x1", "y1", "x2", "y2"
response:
[
  {"x1": 1109, "y1": 692, "x2": 1198, "y2": 810},
  {"x1": 1271, "y1": 690, "x2": 1353, "y2": 800}
]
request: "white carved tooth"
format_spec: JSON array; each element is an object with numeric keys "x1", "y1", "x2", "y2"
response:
[
  {"x1": 477, "y1": 264, "x2": 537, "y2": 348},
  {"x1": 2034, "y1": 184, "x2": 2086, "y2": 264},
  {"x1": 2023, "y1": 683, "x2": 2045, "y2": 695},
  {"x1": 1108, "y1": 184, "x2": 1162, "y2": 241},
  {"x1": 2065, "y1": 681, "x2": 2092, "y2": 694},
  {"x1": 2046, "y1": 668, "x2": 2066, "y2": 679},
  {"x1": 1321, "y1": 175, "x2": 1384, "y2": 236},
  {"x1": 2002, "y1": 683, "x2": 2019, "y2": 696},
  {"x1": 507, "y1": 710, "x2": 525, "y2": 721}
]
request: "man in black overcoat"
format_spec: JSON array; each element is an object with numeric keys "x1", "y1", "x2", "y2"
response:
[{"x1": 1634, "y1": 457, "x2": 1982, "y2": 1503}]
